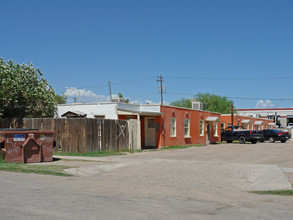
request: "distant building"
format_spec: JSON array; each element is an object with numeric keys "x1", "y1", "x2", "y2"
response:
[
  {"x1": 221, "y1": 114, "x2": 274, "y2": 131},
  {"x1": 236, "y1": 108, "x2": 293, "y2": 128}
]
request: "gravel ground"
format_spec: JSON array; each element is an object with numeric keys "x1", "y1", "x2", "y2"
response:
[{"x1": 1, "y1": 141, "x2": 293, "y2": 219}]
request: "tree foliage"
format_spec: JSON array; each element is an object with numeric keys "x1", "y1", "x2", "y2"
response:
[
  {"x1": 170, "y1": 93, "x2": 233, "y2": 114},
  {"x1": 118, "y1": 92, "x2": 129, "y2": 103},
  {"x1": 55, "y1": 94, "x2": 67, "y2": 104},
  {"x1": 169, "y1": 98, "x2": 192, "y2": 109},
  {"x1": 0, "y1": 58, "x2": 58, "y2": 118}
]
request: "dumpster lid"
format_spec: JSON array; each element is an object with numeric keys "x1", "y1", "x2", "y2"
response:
[{"x1": 0, "y1": 128, "x2": 38, "y2": 131}]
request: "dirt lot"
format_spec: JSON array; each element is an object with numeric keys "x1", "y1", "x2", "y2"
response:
[{"x1": 1, "y1": 141, "x2": 293, "y2": 219}]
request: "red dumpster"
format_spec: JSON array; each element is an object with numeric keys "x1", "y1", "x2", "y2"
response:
[{"x1": 0, "y1": 129, "x2": 55, "y2": 163}]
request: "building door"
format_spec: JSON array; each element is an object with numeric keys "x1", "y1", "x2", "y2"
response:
[
  {"x1": 144, "y1": 117, "x2": 157, "y2": 147},
  {"x1": 206, "y1": 122, "x2": 211, "y2": 144}
]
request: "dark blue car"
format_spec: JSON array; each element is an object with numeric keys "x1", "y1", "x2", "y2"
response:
[{"x1": 261, "y1": 129, "x2": 290, "y2": 143}]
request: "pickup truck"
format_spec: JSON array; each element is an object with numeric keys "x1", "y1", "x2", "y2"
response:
[{"x1": 221, "y1": 126, "x2": 264, "y2": 144}]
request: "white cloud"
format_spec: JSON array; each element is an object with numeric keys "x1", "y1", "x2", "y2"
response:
[
  {"x1": 255, "y1": 99, "x2": 274, "y2": 109},
  {"x1": 64, "y1": 87, "x2": 110, "y2": 103},
  {"x1": 64, "y1": 87, "x2": 159, "y2": 105}
]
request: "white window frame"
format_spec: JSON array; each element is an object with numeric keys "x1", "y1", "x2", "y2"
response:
[
  {"x1": 214, "y1": 122, "x2": 218, "y2": 137},
  {"x1": 200, "y1": 120, "x2": 204, "y2": 136},
  {"x1": 184, "y1": 118, "x2": 190, "y2": 137},
  {"x1": 221, "y1": 123, "x2": 225, "y2": 131},
  {"x1": 170, "y1": 117, "x2": 176, "y2": 137}
]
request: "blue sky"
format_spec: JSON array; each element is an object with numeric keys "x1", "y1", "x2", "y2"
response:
[{"x1": 1, "y1": 0, "x2": 292, "y2": 109}]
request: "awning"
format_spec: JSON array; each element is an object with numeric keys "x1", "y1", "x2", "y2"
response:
[
  {"x1": 205, "y1": 116, "x2": 220, "y2": 122},
  {"x1": 254, "y1": 121, "x2": 263, "y2": 125},
  {"x1": 268, "y1": 122, "x2": 276, "y2": 126},
  {"x1": 241, "y1": 119, "x2": 251, "y2": 124}
]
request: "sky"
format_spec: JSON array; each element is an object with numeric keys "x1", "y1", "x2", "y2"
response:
[{"x1": 1, "y1": 0, "x2": 293, "y2": 109}]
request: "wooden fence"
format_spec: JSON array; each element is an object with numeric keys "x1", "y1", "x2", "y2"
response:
[{"x1": 0, "y1": 118, "x2": 141, "y2": 153}]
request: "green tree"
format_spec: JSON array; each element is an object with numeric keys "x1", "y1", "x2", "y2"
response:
[
  {"x1": 0, "y1": 58, "x2": 58, "y2": 118},
  {"x1": 55, "y1": 94, "x2": 67, "y2": 104},
  {"x1": 170, "y1": 93, "x2": 233, "y2": 114},
  {"x1": 169, "y1": 98, "x2": 192, "y2": 109},
  {"x1": 118, "y1": 92, "x2": 129, "y2": 103}
]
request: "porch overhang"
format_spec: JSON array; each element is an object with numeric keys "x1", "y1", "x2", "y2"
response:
[
  {"x1": 205, "y1": 116, "x2": 220, "y2": 122},
  {"x1": 241, "y1": 119, "x2": 251, "y2": 124}
]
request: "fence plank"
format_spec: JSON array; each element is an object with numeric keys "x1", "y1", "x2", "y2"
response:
[{"x1": 0, "y1": 118, "x2": 140, "y2": 153}]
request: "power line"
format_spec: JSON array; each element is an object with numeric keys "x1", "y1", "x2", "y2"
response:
[
  {"x1": 54, "y1": 77, "x2": 155, "y2": 93},
  {"x1": 167, "y1": 92, "x2": 293, "y2": 101},
  {"x1": 165, "y1": 75, "x2": 293, "y2": 81}
]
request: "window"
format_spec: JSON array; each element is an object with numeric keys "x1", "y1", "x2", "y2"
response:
[
  {"x1": 184, "y1": 118, "x2": 190, "y2": 137},
  {"x1": 241, "y1": 123, "x2": 249, "y2": 129},
  {"x1": 200, "y1": 120, "x2": 204, "y2": 136},
  {"x1": 170, "y1": 117, "x2": 176, "y2": 137},
  {"x1": 148, "y1": 119, "x2": 156, "y2": 128},
  {"x1": 214, "y1": 122, "x2": 218, "y2": 136},
  {"x1": 221, "y1": 123, "x2": 225, "y2": 132}
]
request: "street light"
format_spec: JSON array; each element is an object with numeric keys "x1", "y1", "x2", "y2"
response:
[{"x1": 65, "y1": 87, "x2": 81, "y2": 103}]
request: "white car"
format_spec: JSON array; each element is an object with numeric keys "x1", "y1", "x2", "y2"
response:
[{"x1": 287, "y1": 123, "x2": 293, "y2": 128}]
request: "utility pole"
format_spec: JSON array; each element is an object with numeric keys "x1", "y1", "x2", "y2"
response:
[
  {"x1": 231, "y1": 104, "x2": 234, "y2": 130},
  {"x1": 157, "y1": 75, "x2": 166, "y2": 147},
  {"x1": 108, "y1": 81, "x2": 112, "y2": 102},
  {"x1": 157, "y1": 75, "x2": 164, "y2": 106}
]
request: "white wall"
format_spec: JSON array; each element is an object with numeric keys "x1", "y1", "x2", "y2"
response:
[
  {"x1": 117, "y1": 103, "x2": 161, "y2": 113},
  {"x1": 57, "y1": 103, "x2": 118, "y2": 119}
]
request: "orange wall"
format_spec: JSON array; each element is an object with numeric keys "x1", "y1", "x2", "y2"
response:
[
  {"x1": 158, "y1": 106, "x2": 221, "y2": 148},
  {"x1": 221, "y1": 115, "x2": 274, "y2": 130}
]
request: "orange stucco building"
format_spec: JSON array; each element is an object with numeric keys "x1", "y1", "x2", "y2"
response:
[{"x1": 119, "y1": 105, "x2": 221, "y2": 148}]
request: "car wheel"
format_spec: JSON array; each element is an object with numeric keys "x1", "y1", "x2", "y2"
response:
[
  {"x1": 251, "y1": 140, "x2": 257, "y2": 144},
  {"x1": 269, "y1": 137, "x2": 275, "y2": 143},
  {"x1": 239, "y1": 136, "x2": 246, "y2": 144},
  {"x1": 227, "y1": 140, "x2": 233, "y2": 143},
  {"x1": 281, "y1": 140, "x2": 286, "y2": 143}
]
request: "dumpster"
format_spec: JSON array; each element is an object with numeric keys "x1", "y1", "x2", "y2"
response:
[{"x1": 0, "y1": 129, "x2": 55, "y2": 163}]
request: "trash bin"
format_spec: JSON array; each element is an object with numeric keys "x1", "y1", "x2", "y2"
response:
[{"x1": 0, "y1": 129, "x2": 55, "y2": 163}]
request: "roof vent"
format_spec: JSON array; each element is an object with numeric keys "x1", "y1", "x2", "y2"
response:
[{"x1": 192, "y1": 102, "x2": 203, "y2": 110}]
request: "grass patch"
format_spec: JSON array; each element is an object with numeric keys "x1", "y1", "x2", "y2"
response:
[
  {"x1": 54, "y1": 150, "x2": 127, "y2": 157},
  {"x1": 0, "y1": 159, "x2": 73, "y2": 176},
  {"x1": 251, "y1": 189, "x2": 293, "y2": 196},
  {"x1": 161, "y1": 144, "x2": 203, "y2": 150}
]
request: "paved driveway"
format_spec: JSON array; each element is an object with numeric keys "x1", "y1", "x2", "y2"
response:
[{"x1": 1, "y1": 141, "x2": 293, "y2": 219}]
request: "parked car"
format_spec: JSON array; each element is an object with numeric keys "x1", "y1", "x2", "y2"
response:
[
  {"x1": 260, "y1": 129, "x2": 290, "y2": 143},
  {"x1": 221, "y1": 126, "x2": 264, "y2": 144}
]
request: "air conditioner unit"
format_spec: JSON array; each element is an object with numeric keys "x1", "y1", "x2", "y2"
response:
[
  {"x1": 192, "y1": 102, "x2": 203, "y2": 110},
  {"x1": 112, "y1": 98, "x2": 126, "y2": 103}
]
